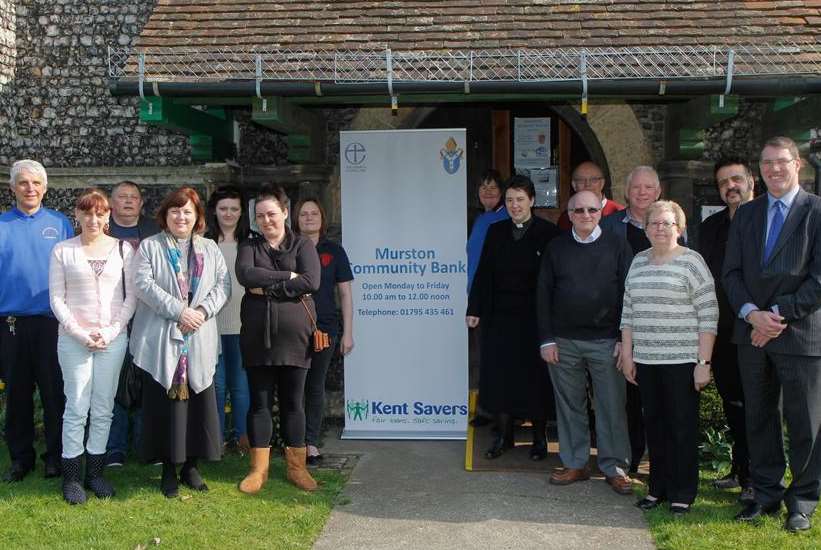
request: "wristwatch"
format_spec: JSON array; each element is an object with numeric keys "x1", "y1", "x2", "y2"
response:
[{"x1": 696, "y1": 359, "x2": 711, "y2": 367}]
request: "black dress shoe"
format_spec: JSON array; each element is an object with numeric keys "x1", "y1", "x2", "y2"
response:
[
  {"x1": 3, "y1": 462, "x2": 33, "y2": 482},
  {"x1": 785, "y1": 512, "x2": 811, "y2": 532},
  {"x1": 484, "y1": 435, "x2": 514, "y2": 459},
  {"x1": 670, "y1": 504, "x2": 691, "y2": 516},
  {"x1": 635, "y1": 496, "x2": 664, "y2": 511},
  {"x1": 735, "y1": 501, "x2": 781, "y2": 522},
  {"x1": 529, "y1": 441, "x2": 548, "y2": 461}
]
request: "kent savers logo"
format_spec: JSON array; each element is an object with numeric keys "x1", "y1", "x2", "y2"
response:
[{"x1": 346, "y1": 399, "x2": 468, "y2": 422}]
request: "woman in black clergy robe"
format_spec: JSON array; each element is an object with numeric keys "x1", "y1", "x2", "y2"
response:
[{"x1": 466, "y1": 175, "x2": 560, "y2": 460}]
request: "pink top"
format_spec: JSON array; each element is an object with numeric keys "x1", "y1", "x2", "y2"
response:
[{"x1": 49, "y1": 236, "x2": 137, "y2": 345}]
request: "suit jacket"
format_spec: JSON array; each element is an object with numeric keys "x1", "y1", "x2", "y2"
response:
[{"x1": 722, "y1": 187, "x2": 821, "y2": 355}]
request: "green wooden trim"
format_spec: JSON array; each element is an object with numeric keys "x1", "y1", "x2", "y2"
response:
[{"x1": 139, "y1": 97, "x2": 233, "y2": 140}]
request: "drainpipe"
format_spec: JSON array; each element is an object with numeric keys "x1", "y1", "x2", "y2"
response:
[
  {"x1": 808, "y1": 140, "x2": 821, "y2": 196},
  {"x1": 109, "y1": 75, "x2": 821, "y2": 98}
]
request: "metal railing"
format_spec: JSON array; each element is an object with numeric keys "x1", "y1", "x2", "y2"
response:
[{"x1": 108, "y1": 43, "x2": 821, "y2": 83}]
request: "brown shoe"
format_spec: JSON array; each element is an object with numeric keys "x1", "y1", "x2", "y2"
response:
[
  {"x1": 284, "y1": 446, "x2": 318, "y2": 492},
  {"x1": 238, "y1": 447, "x2": 270, "y2": 495},
  {"x1": 549, "y1": 468, "x2": 590, "y2": 485},
  {"x1": 606, "y1": 474, "x2": 634, "y2": 495}
]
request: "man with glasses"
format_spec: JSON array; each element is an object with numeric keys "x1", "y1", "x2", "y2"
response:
[
  {"x1": 557, "y1": 161, "x2": 624, "y2": 230},
  {"x1": 723, "y1": 136, "x2": 821, "y2": 532},
  {"x1": 537, "y1": 190, "x2": 633, "y2": 493},
  {"x1": 698, "y1": 158, "x2": 756, "y2": 503}
]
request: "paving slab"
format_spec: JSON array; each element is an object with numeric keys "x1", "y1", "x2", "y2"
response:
[{"x1": 313, "y1": 430, "x2": 655, "y2": 550}]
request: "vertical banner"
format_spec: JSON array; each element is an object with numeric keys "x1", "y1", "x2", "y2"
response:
[{"x1": 341, "y1": 129, "x2": 468, "y2": 439}]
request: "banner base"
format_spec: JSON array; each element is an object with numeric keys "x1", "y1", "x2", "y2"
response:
[{"x1": 341, "y1": 429, "x2": 466, "y2": 441}]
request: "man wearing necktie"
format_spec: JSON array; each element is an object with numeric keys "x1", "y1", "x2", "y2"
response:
[{"x1": 723, "y1": 136, "x2": 821, "y2": 532}]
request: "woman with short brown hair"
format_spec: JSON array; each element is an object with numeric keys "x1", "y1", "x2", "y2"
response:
[{"x1": 129, "y1": 186, "x2": 231, "y2": 497}]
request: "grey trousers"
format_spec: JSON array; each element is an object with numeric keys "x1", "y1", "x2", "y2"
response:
[{"x1": 548, "y1": 337, "x2": 630, "y2": 477}]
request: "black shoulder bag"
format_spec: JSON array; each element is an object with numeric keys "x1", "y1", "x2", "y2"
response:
[{"x1": 114, "y1": 240, "x2": 142, "y2": 410}]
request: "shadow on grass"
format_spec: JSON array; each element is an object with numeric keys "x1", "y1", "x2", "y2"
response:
[
  {"x1": 0, "y1": 443, "x2": 347, "y2": 550},
  {"x1": 640, "y1": 471, "x2": 821, "y2": 550}
]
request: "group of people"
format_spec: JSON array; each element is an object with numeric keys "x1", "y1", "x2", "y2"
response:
[
  {"x1": 0, "y1": 160, "x2": 354, "y2": 505},
  {"x1": 467, "y1": 136, "x2": 821, "y2": 532}
]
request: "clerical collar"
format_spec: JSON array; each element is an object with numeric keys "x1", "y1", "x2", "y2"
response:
[{"x1": 514, "y1": 216, "x2": 532, "y2": 229}]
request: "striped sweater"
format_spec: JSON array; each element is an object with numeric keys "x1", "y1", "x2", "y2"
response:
[{"x1": 620, "y1": 247, "x2": 718, "y2": 365}]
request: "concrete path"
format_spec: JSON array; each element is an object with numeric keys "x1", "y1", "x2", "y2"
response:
[{"x1": 313, "y1": 431, "x2": 655, "y2": 550}]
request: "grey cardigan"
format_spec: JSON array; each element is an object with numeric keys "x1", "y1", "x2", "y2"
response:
[{"x1": 129, "y1": 233, "x2": 231, "y2": 394}]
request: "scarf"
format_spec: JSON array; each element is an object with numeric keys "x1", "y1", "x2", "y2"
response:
[{"x1": 163, "y1": 232, "x2": 204, "y2": 400}]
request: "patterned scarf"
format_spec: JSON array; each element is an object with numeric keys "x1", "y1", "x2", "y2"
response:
[{"x1": 163, "y1": 232, "x2": 204, "y2": 400}]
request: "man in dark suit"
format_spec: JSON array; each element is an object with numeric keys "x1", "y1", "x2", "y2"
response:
[
  {"x1": 723, "y1": 136, "x2": 821, "y2": 532},
  {"x1": 698, "y1": 158, "x2": 755, "y2": 503}
]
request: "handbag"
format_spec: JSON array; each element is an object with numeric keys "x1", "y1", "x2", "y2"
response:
[
  {"x1": 301, "y1": 296, "x2": 330, "y2": 352},
  {"x1": 114, "y1": 240, "x2": 142, "y2": 410}
]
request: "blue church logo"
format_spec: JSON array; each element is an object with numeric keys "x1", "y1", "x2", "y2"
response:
[
  {"x1": 439, "y1": 137, "x2": 463, "y2": 175},
  {"x1": 345, "y1": 142, "x2": 367, "y2": 165}
]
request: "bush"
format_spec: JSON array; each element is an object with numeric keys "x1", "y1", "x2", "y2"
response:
[{"x1": 698, "y1": 383, "x2": 727, "y2": 437}]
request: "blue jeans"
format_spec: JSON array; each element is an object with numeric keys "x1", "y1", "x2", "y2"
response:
[{"x1": 215, "y1": 334, "x2": 249, "y2": 440}]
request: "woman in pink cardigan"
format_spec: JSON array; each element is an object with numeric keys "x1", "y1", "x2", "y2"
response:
[{"x1": 49, "y1": 188, "x2": 136, "y2": 504}]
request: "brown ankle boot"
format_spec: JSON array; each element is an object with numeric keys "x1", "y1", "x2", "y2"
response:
[
  {"x1": 284, "y1": 446, "x2": 318, "y2": 492},
  {"x1": 238, "y1": 447, "x2": 270, "y2": 494}
]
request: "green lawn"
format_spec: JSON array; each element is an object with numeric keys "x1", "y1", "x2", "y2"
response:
[
  {"x1": 0, "y1": 445, "x2": 346, "y2": 550},
  {"x1": 644, "y1": 471, "x2": 821, "y2": 550}
]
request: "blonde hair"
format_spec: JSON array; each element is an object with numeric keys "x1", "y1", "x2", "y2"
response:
[{"x1": 644, "y1": 200, "x2": 686, "y2": 233}]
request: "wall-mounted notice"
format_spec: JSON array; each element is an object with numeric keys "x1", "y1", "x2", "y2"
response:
[
  {"x1": 514, "y1": 117, "x2": 551, "y2": 170},
  {"x1": 340, "y1": 129, "x2": 468, "y2": 439}
]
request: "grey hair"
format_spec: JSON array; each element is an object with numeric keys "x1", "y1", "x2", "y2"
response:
[
  {"x1": 624, "y1": 165, "x2": 660, "y2": 202},
  {"x1": 10, "y1": 160, "x2": 48, "y2": 190}
]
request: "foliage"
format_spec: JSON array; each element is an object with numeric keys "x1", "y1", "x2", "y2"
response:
[
  {"x1": 0, "y1": 442, "x2": 346, "y2": 550},
  {"x1": 698, "y1": 384, "x2": 727, "y2": 436},
  {"x1": 699, "y1": 427, "x2": 733, "y2": 474}
]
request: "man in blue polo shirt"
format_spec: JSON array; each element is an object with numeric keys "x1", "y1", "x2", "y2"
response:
[{"x1": 1, "y1": 160, "x2": 73, "y2": 482}]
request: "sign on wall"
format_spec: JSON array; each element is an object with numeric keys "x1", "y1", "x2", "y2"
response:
[{"x1": 340, "y1": 129, "x2": 468, "y2": 439}]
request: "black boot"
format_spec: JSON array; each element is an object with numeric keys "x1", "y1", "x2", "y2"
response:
[
  {"x1": 84, "y1": 453, "x2": 115, "y2": 498},
  {"x1": 61, "y1": 456, "x2": 87, "y2": 505},
  {"x1": 485, "y1": 414, "x2": 514, "y2": 459},
  {"x1": 161, "y1": 461, "x2": 179, "y2": 498},
  {"x1": 180, "y1": 458, "x2": 208, "y2": 492}
]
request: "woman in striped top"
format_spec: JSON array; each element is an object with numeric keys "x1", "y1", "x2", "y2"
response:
[
  {"x1": 49, "y1": 188, "x2": 136, "y2": 504},
  {"x1": 620, "y1": 200, "x2": 718, "y2": 516}
]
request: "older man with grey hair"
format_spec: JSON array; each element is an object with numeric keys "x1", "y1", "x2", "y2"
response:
[
  {"x1": 1, "y1": 160, "x2": 73, "y2": 482},
  {"x1": 538, "y1": 190, "x2": 634, "y2": 493}
]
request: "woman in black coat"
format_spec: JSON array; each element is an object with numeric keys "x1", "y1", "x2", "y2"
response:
[
  {"x1": 466, "y1": 175, "x2": 560, "y2": 460},
  {"x1": 235, "y1": 185, "x2": 321, "y2": 493}
]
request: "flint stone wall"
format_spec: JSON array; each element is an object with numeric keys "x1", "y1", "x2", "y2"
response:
[{"x1": 0, "y1": 0, "x2": 190, "y2": 168}]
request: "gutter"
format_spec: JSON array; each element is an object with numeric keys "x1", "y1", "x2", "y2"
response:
[{"x1": 109, "y1": 75, "x2": 821, "y2": 99}]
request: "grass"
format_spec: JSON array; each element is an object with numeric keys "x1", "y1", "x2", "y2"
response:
[
  {"x1": 0, "y1": 443, "x2": 346, "y2": 550},
  {"x1": 643, "y1": 470, "x2": 821, "y2": 550}
]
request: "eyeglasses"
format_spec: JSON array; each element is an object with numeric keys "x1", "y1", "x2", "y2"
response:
[
  {"x1": 717, "y1": 174, "x2": 749, "y2": 187},
  {"x1": 648, "y1": 220, "x2": 678, "y2": 229},
  {"x1": 760, "y1": 158, "x2": 795, "y2": 169},
  {"x1": 572, "y1": 176, "x2": 604, "y2": 186},
  {"x1": 570, "y1": 207, "x2": 600, "y2": 215}
]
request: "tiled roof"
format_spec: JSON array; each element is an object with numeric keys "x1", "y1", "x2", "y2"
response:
[{"x1": 137, "y1": 0, "x2": 820, "y2": 50}]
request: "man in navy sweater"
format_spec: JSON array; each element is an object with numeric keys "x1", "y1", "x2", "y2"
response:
[{"x1": 537, "y1": 190, "x2": 634, "y2": 494}]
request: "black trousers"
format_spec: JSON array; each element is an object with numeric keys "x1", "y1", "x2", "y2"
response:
[
  {"x1": 626, "y1": 381, "x2": 646, "y2": 469},
  {"x1": 637, "y1": 362, "x2": 700, "y2": 504},
  {"x1": 246, "y1": 365, "x2": 308, "y2": 448},
  {"x1": 304, "y1": 336, "x2": 336, "y2": 447},
  {"x1": 738, "y1": 345, "x2": 821, "y2": 515},
  {"x1": 712, "y1": 337, "x2": 749, "y2": 484},
  {"x1": 2, "y1": 316, "x2": 64, "y2": 466}
]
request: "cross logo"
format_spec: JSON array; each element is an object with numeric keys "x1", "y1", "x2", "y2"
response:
[{"x1": 345, "y1": 142, "x2": 367, "y2": 165}]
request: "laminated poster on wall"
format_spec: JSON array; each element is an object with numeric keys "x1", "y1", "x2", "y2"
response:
[{"x1": 340, "y1": 129, "x2": 468, "y2": 440}]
